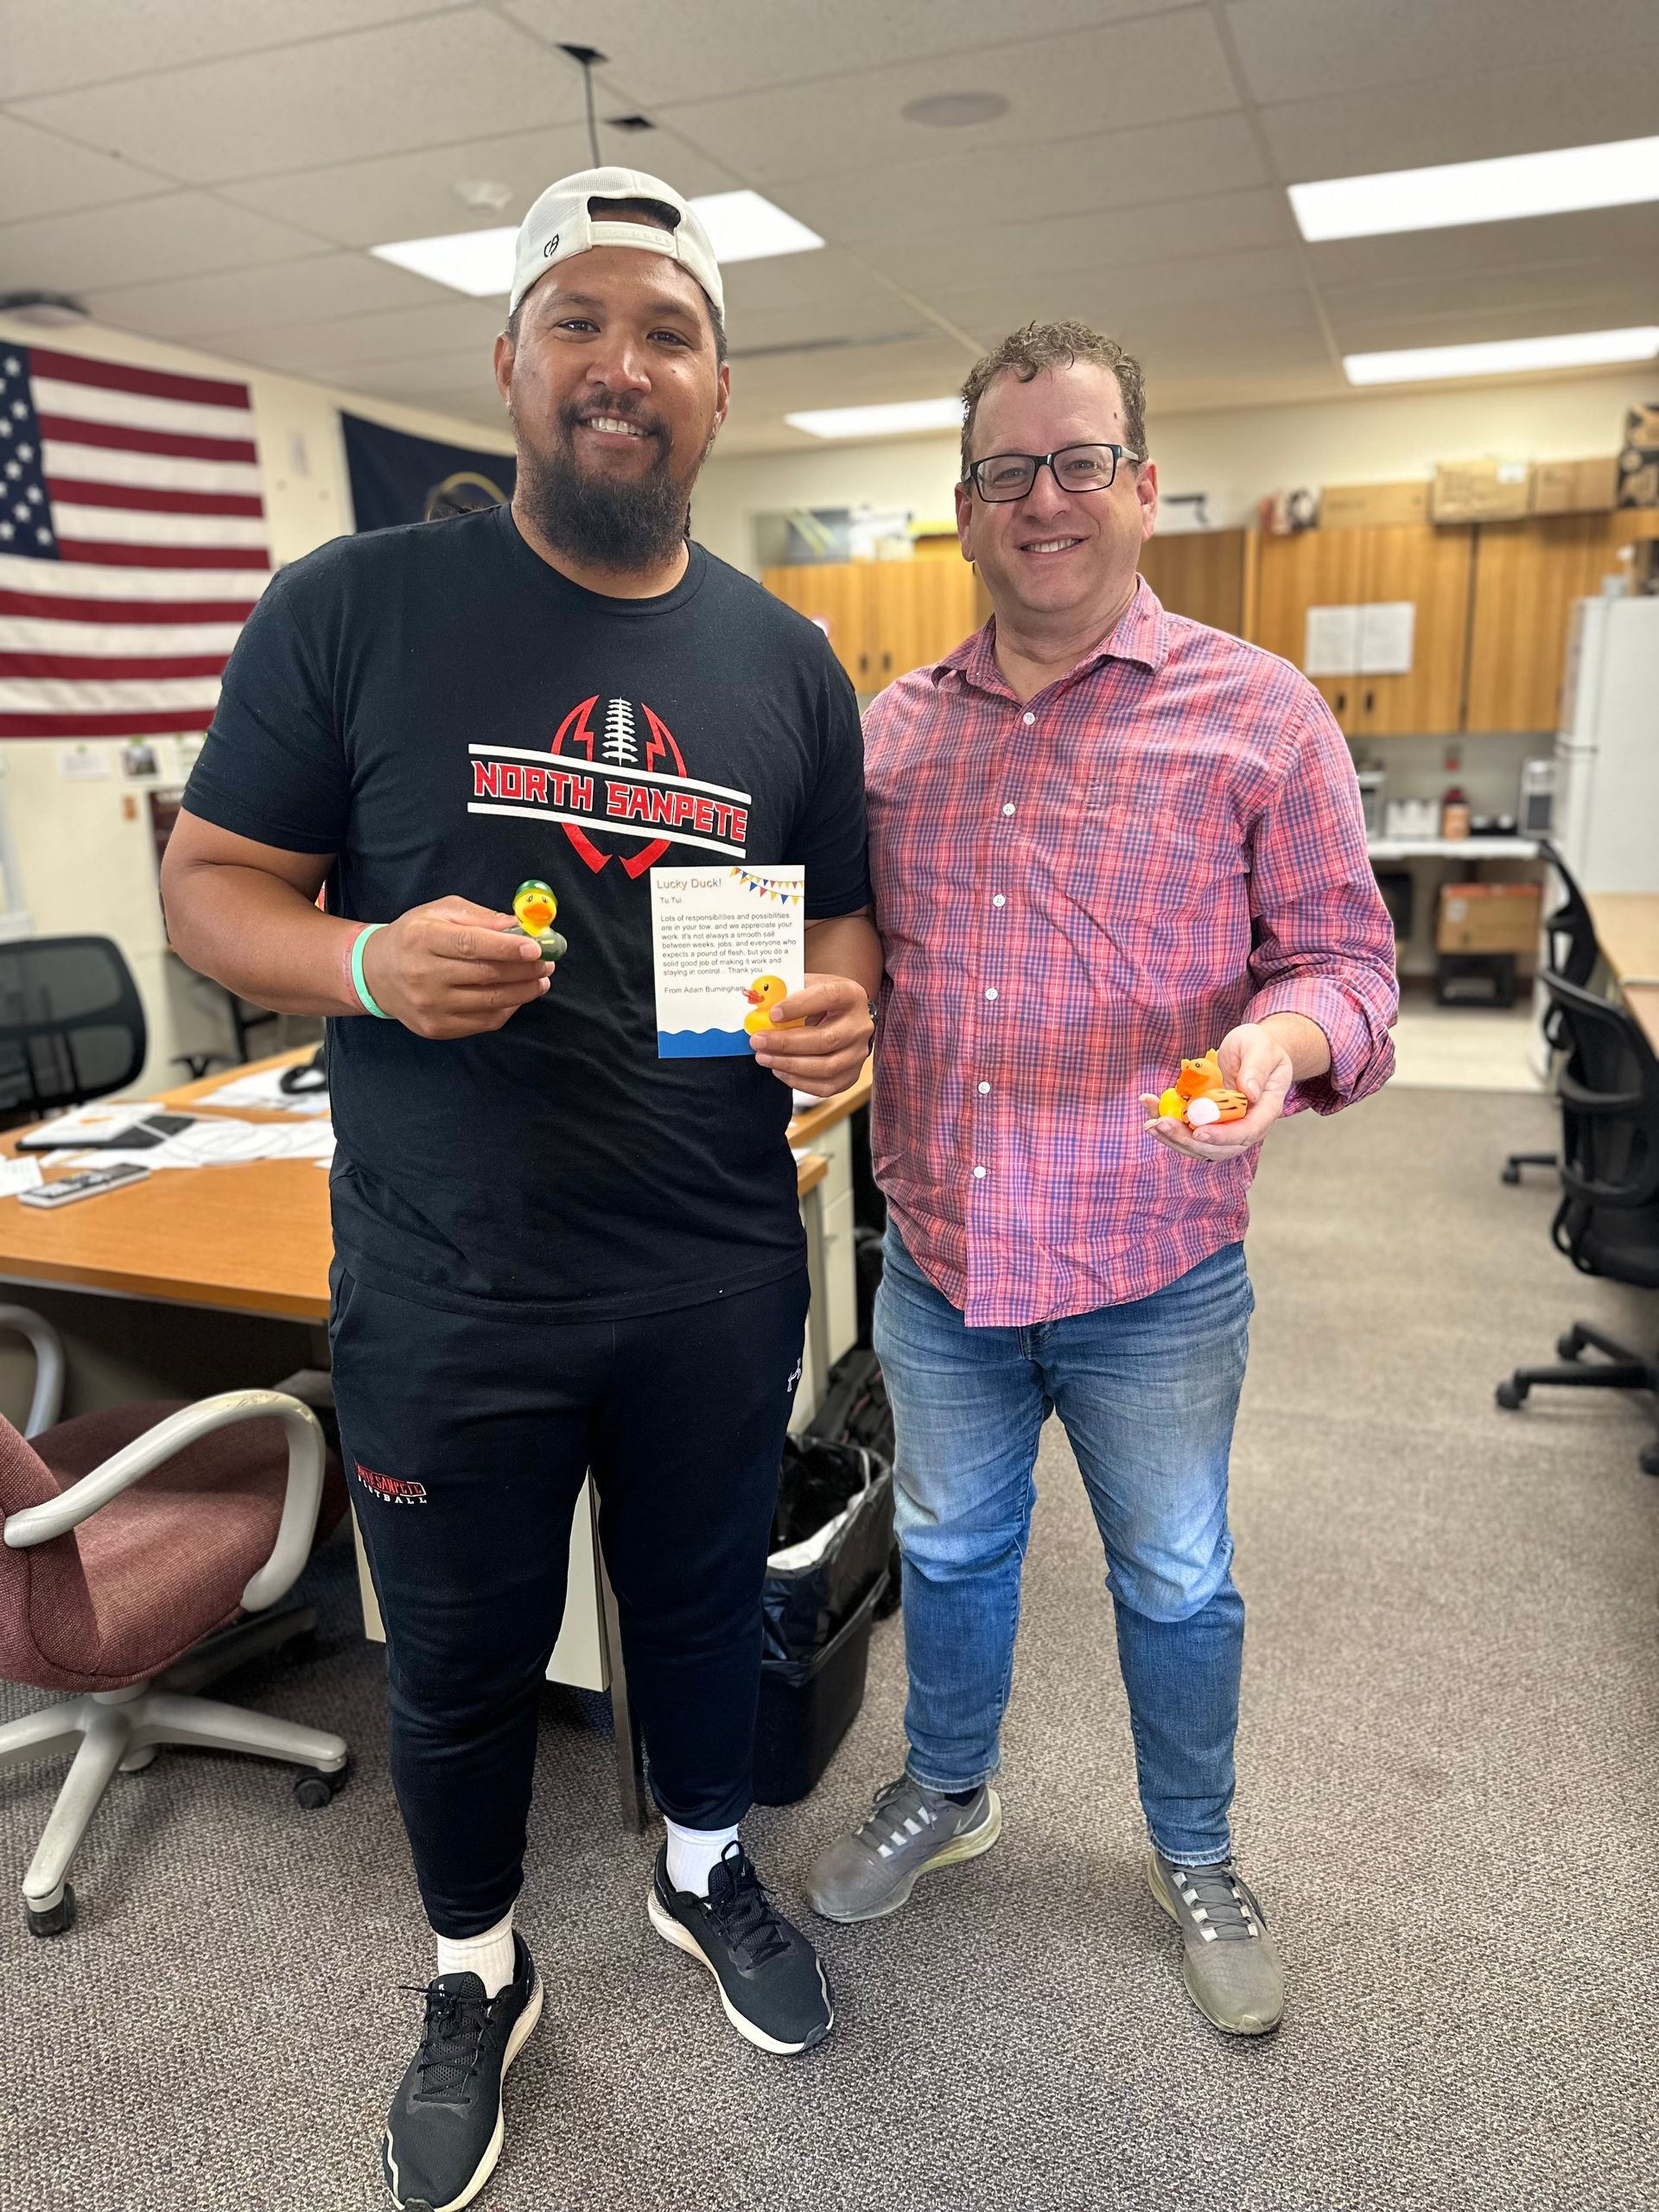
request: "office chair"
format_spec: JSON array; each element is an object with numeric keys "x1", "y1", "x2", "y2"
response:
[
  {"x1": 1502, "y1": 842, "x2": 1599, "y2": 1187},
  {"x1": 0, "y1": 936, "x2": 147, "y2": 1128},
  {"x1": 1495, "y1": 976, "x2": 1659, "y2": 1478},
  {"x1": 0, "y1": 1306, "x2": 350, "y2": 1936}
]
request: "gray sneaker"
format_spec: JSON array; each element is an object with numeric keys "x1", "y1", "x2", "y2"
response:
[
  {"x1": 1147, "y1": 1850, "x2": 1285, "y2": 2037},
  {"x1": 807, "y1": 1775, "x2": 1002, "y2": 1924}
]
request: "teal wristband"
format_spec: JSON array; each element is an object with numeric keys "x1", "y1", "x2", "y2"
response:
[{"x1": 350, "y1": 923, "x2": 392, "y2": 1018}]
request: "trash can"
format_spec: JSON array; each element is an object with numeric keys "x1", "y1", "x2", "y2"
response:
[{"x1": 753, "y1": 1435, "x2": 893, "y2": 1805}]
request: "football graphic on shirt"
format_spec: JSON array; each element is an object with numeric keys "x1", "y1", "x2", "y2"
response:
[{"x1": 550, "y1": 696, "x2": 694, "y2": 878}]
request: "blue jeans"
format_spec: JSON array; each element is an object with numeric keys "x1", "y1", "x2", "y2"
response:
[{"x1": 874, "y1": 1224, "x2": 1253, "y2": 1866}]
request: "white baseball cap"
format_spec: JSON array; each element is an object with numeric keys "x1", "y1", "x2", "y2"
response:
[{"x1": 510, "y1": 167, "x2": 724, "y2": 321}]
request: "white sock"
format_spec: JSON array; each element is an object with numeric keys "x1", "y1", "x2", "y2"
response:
[
  {"x1": 664, "y1": 1820, "x2": 741, "y2": 1897},
  {"x1": 435, "y1": 1909, "x2": 516, "y2": 1998}
]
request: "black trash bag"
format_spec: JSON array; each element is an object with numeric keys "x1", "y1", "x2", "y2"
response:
[{"x1": 762, "y1": 1435, "x2": 893, "y2": 1665}]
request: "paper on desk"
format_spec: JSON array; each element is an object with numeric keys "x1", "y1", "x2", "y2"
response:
[
  {"x1": 200, "y1": 1064, "x2": 329, "y2": 1116},
  {"x1": 61, "y1": 1117, "x2": 334, "y2": 1171},
  {"x1": 0, "y1": 1157, "x2": 43, "y2": 1200}
]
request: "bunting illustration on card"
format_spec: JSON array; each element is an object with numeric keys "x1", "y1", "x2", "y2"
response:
[{"x1": 0, "y1": 343, "x2": 271, "y2": 739}]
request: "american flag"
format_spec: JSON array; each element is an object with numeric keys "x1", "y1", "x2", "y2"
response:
[{"x1": 0, "y1": 342, "x2": 270, "y2": 739}]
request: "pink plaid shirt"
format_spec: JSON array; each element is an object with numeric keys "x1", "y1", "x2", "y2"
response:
[{"x1": 865, "y1": 580, "x2": 1397, "y2": 1326}]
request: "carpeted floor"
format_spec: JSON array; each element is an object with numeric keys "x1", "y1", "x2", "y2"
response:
[{"x1": 3, "y1": 1085, "x2": 1656, "y2": 2212}]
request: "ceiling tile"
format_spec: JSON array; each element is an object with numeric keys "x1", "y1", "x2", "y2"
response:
[
  {"x1": 505, "y1": 0, "x2": 1198, "y2": 107},
  {"x1": 918, "y1": 272, "x2": 1325, "y2": 353},
  {"x1": 1224, "y1": 0, "x2": 1658, "y2": 104},
  {"x1": 0, "y1": 0, "x2": 462, "y2": 98},
  {"x1": 0, "y1": 192, "x2": 323, "y2": 295},
  {"x1": 207, "y1": 298, "x2": 505, "y2": 376},
  {"x1": 82, "y1": 253, "x2": 447, "y2": 340},
  {"x1": 1258, "y1": 46, "x2": 1659, "y2": 182},
  {"x1": 864, "y1": 188, "x2": 1297, "y2": 292},
  {"x1": 219, "y1": 125, "x2": 742, "y2": 251},
  {"x1": 1306, "y1": 200, "x2": 1659, "y2": 287},
  {"x1": 10, "y1": 9, "x2": 588, "y2": 185},
  {"x1": 652, "y1": 11, "x2": 1241, "y2": 186},
  {"x1": 0, "y1": 115, "x2": 176, "y2": 224},
  {"x1": 314, "y1": 349, "x2": 502, "y2": 404},
  {"x1": 784, "y1": 114, "x2": 1269, "y2": 243},
  {"x1": 1326, "y1": 305, "x2": 1659, "y2": 360}
]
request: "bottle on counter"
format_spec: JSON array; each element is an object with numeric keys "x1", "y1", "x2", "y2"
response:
[{"x1": 1440, "y1": 748, "x2": 1471, "y2": 840}]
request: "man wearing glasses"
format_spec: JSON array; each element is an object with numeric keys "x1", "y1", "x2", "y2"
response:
[{"x1": 807, "y1": 321, "x2": 1396, "y2": 2036}]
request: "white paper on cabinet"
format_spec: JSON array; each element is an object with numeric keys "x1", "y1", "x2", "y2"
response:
[
  {"x1": 1357, "y1": 601, "x2": 1415, "y2": 675},
  {"x1": 1303, "y1": 605, "x2": 1360, "y2": 676}
]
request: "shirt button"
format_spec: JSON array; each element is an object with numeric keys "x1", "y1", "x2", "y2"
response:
[
  {"x1": 984, "y1": 988, "x2": 997, "y2": 1001},
  {"x1": 973, "y1": 1165, "x2": 987, "y2": 1179},
  {"x1": 1022, "y1": 711, "x2": 1035, "y2": 727},
  {"x1": 992, "y1": 893, "x2": 1006, "y2": 907},
  {"x1": 977, "y1": 1081, "x2": 990, "y2": 1094},
  {"x1": 1001, "y1": 802, "x2": 1015, "y2": 816}
]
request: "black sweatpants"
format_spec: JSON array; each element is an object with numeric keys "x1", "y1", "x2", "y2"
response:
[{"x1": 329, "y1": 1262, "x2": 809, "y2": 1938}]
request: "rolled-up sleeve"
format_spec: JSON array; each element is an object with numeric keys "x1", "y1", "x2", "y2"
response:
[{"x1": 1243, "y1": 690, "x2": 1398, "y2": 1116}]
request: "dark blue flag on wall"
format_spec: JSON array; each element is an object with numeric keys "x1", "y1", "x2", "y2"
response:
[{"x1": 341, "y1": 412, "x2": 515, "y2": 531}]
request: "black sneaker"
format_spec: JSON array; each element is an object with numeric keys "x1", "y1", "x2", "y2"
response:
[
  {"x1": 648, "y1": 1841, "x2": 833, "y2": 2055},
  {"x1": 381, "y1": 1935, "x2": 542, "y2": 2212}
]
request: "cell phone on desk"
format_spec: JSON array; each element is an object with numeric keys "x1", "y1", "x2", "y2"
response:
[{"x1": 20, "y1": 1163, "x2": 153, "y2": 1208}]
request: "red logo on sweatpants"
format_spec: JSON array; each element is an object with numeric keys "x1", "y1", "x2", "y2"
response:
[{"x1": 353, "y1": 1459, "x2": 428, "y2": 1505}]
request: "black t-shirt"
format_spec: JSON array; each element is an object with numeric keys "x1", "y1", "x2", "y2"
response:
[{"x1": 184, "y1": 504, "x2": 869, "y2": 1321}]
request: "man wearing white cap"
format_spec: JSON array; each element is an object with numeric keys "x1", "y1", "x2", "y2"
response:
[{"x1": 162, "y1": 168, "x2": 880, "y2": 2209}]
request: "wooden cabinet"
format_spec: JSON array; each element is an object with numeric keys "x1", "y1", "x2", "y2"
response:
[
  {"x1": 760, "y1": 563, "x2": 873, "y2": 686},
  {"x1": 760, "y1": 559, "x2": 981, "y2": 691},
  {"x1": 1251, "y1": 522, "x2": 1472, "y2": 737},
  {"x1": 1139, "y1": 527, "x2": 1252, "y2": 637},
  {"x1": 1249, "y1": 525, "x2": 1365, "y2": 728},
  {"x1": 1358, "y1": 524, "x2": 1474, "y2": 736},
  {"x1": 1465, "y1": 509, "x2": 1659, "y2": 731}
]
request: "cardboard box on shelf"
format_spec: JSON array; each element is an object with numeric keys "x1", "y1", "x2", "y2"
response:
[
  {"x1": 1432, "y1": 460, "x2": 1533, "y2": 523},
  {"x1": 1319, "y1": 480, "x2": 1431, "y2": 529},
  {"x1": 1436, "y1": 882, "x2": 1542, "y2": 956},
  {"x1": 1530, "y1": 456, "x2": 1618, "y2": 515}
]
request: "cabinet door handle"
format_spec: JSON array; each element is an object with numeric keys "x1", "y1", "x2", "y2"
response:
[
  {"x1": 881, "y1": 651, "x2": 892, "y2": 672},
  {"x1": 1334, "y1": 689, "x2": 1347, "y2": 714},
  {"x1": 1363, "y1": 689, "x2": 1375, "y2": 714},
  {"x1": 858, "y1": 653, "x2": 868, "y2": 677}
]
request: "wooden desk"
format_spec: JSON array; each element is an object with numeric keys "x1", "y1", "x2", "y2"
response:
[
  {"x1": 160, "y1": 1046, "x2": 876, "y2": 1149},
  {"x1": 1586, "y1": 893, "x2": 1659, "y2": 1056},
  {"x1": 1, "y1": 1056, "x2": 858, "y2": 1827}
]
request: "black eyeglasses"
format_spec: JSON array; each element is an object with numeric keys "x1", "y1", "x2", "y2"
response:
[{"x1": 963, "y1": 443, "x2": 1142, "y2": 502}]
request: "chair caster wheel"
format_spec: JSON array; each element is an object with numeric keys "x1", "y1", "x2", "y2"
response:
[
  {"x1": 1555, "y1": 1332, "x2": 1585, "y2": 1362},
  {"x1": 1640, "y1": 1443, "x2": 1659, "y2": 1479},
  {"x1": 1500, "y1": 1165, "x2": 1521, "y2": 1186},
  {"x1": 293, "y1": 1763, "x2": 346, "y2": 1809},
  {"x1": 26, "y1": 1885, "x2": 75, "y2": 1938},
  {"x1": 1495, "y1": 1380, "x2": 1526, "y2": 1410}
]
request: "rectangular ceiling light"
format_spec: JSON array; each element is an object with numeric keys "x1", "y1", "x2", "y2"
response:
[
  {"x1": 1291, "y1": 134, "x2": 1659, "y2": 241},
  {"x1": 1344, "y1": 327, "x2": 1659, "y2": 385},
  {"x1": 785, "y1": 398, "x2": 964, "y2": 439},
  {"x1": 690, "y1": 190, "x2": 822, "y2": 264},
  {"x1": 372, "y1": 193, "x2": 821, "y2": 298},
  {"x1": 371, "y1": 224, "x2": 517, "y2": 296}
]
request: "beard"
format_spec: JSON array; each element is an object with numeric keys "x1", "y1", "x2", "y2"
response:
[{"x1": 514, "y1": 391, "x2": 707, "y2": 573}]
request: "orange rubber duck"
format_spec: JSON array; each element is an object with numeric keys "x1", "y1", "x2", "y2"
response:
[{"x1": 1154, "y1": 1049, "x2": 1249, "y2": 1129}]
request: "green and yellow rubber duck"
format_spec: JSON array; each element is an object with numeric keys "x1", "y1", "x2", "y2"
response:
[{"x1": 509, "y1": 880, "x2": 567, "y2": 962}]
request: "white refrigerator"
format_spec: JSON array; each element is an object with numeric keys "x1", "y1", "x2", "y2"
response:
[{"x1": 1553, "y1": 596, "x2": 1659, "y2": 893}]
